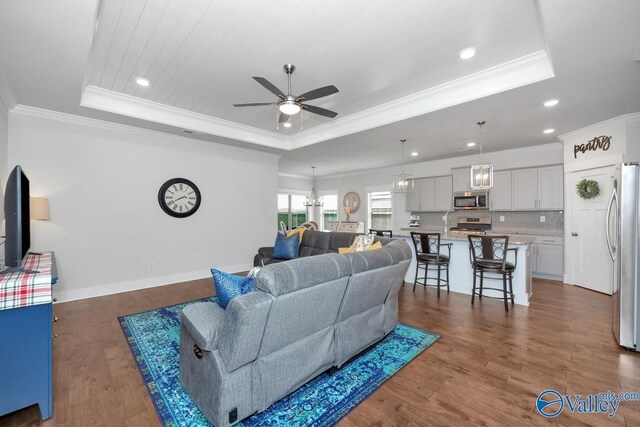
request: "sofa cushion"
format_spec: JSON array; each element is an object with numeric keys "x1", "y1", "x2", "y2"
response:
[
  {"x1": 256, "y1": 253, "x2": 352, "y2": 297},
  {"x1": 211, "y1": 269, "x2": 255, "y2": 309},
  {"x1": 181, "y1": 302, "x2": 224, "y2": 351}
]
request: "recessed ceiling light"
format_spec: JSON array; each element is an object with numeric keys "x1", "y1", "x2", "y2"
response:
[
  {"x1": 283, "y1": 122, "x2": 292, "y2": 128},
  {"x1": 543, "y1": 128, "x2": 555, "y2": 134},
  {"x1": 544, "y1": 99, "x2": 559, "y2": 107},
  {"x1": 459, "y1": 47, "x2": 476, "y2": 60},
  {"x1": 136, "y1": 77, "x2": 150, "y2": 87},
  {"x1": 467, "y1": 141, "x2": 476, "y2": 147},
  {"x1": 411, "y1": 152, "x2": 418, "y2": 156}
]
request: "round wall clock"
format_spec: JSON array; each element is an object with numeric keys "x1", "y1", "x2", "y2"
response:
[{"x1": 158, "y1": 178, "x2": 201, "y2": 218}]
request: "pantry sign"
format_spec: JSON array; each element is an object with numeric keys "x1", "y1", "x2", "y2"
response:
[{"x1": 574, "y1": 135, "x2": 612, "y2": 159}]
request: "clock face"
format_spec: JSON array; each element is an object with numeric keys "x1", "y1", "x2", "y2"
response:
[{"x1": 158, "y1": 178, "x2": 201, "y2": 218}]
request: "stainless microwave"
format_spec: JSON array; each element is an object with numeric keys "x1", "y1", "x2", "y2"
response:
[{"x1": 453, "y1": 193, "x2": 489, "y2": 210}]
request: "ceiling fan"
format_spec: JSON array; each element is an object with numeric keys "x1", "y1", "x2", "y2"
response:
[{"x1": 233, "y1": 64, "x2": 339, "y2": 124}]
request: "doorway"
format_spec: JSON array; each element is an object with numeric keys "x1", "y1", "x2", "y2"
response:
[{"x1": 569, "y1": 165, "x2": 616, "y2": 294}]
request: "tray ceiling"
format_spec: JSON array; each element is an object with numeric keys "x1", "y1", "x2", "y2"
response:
[{"x1": 82, "y1": 0, "x2": 553, "y2": 149}]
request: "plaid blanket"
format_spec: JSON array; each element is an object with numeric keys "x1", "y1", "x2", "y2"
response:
[{"x1": 0, "y1": 252, "x2": 53, "y2": 310}]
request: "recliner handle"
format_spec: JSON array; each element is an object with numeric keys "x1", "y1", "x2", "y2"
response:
[{"x1": 193, "y1": 344, "x2": 203, "y2": 359}]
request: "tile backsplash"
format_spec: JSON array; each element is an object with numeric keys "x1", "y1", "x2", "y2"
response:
[{"x1": 412, "y1": 210, "x2": 564, "y2": 234}]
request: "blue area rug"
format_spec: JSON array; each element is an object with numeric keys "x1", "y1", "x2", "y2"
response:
[{"x1": 118, "y1": 297, "x2": 439, "y2": 426}]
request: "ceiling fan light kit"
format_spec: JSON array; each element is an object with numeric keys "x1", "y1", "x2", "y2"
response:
[{"x1": 234, "y1": 64, "x2": 339, "y2": 130}]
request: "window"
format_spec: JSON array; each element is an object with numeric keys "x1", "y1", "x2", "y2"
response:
[
  {"x1": 368, "y1": 190, "x2": 392, "y2": 231},
  {"x1": 277, "y1": 192, "x2": 308, "y2": 231},
  {"x1": 319, "y1": 192, "x2": 339, "y2": 230}
]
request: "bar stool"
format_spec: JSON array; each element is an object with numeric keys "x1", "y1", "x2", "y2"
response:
[
  {"x1": 369, "y1": 229, "x2": 393, "y2": 237},
  {"x1": 410, "y1": 232, "x2": 452, "y2": 296},
  {"x1": 467, "y1": 235, "x2": 519, "y2": 311}
]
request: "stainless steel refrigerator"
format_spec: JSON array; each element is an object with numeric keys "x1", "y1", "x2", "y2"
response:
[{"x1": 609, "y1": 162, "x2": 640, "y2": 351}]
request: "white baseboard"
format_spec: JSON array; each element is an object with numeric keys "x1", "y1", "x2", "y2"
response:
[{"x1": 53, "y1": 263, "x2": 253, "y2": 304}]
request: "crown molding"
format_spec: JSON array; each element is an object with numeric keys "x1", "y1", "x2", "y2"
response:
[
  {"x1": 315, "y1": 142, "x2": 563, "y2": 180},
  {"x1": 0, "y1": 61, "x2": 16, "y2": 111},
  {"x1": 278, "y1": 172, "x2": 312, "y2": 180},
  {"x1": 80, "y1": 85, "x2": 287, "y2": 150},
  {"x1": 11, "y1": 104, "x2": 281, "y2": 160},
  {"x1": 558, "y1": 112, "x2": 640, "y2": 140},
  {"x1": 288, "y1": 50, "x2": 555, "y2": 150}
]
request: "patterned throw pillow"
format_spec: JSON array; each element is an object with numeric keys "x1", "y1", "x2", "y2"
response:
[
  {"x1": 273, "y1": 233, "x2": 300, "y2": 259},
  {"x1": 210, "y1": 269, "x2": 255, "y2": 309},
  {"x1": 338, "y1": 235, "x2": 381, "y2": 253}
]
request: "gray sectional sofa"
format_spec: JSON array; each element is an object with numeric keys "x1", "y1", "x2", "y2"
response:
[{"x1": 179, "y1": 231, "x2": 411, "y2": 426}]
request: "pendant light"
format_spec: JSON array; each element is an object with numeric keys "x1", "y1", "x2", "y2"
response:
[
  {"x1": 470, "y1": 121, "x2": 493, "y2": 190},
  {"x1": 392, "y1": 139, "x2": 414, "y2": 193},
  {"x1": 304, "y1": 166, "x2": 324, "y2": 207}
]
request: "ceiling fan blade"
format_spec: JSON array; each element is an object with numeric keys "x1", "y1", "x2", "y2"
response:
[
  {"x1": 301, "y1": 104, "x2": 338, "y2": 118},
  {"x1": 296, "y1": 85, "x2": 339, "y2": 102},
  {"x1": 233, "y1": 102, "x2": 277, "y2": 107},
  {"x1": 278, "y1": 113, "x2": 289, "y2": 123},
  {"x1": 252, "y1": 77, "x2": 287, "y2": 100}
]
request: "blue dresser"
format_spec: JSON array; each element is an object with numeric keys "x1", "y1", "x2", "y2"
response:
[{"x1": 0, "y1": 252, "x2": 57, "y2": 419}]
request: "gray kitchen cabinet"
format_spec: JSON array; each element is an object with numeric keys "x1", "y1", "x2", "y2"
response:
[
  {"x1": 490, "y1": 170, "x2": 511, "y2": 210},
  {"x1": 452, "y1": 168, "x2": 471, "y2": 193},
  {"x1": 434, "y1": 176, "x2": 453, "y2": 211},
  {"x1": 537, "y1": 165, "x2": 564, "y2": 210},
  {"x1": 419, "y1": 178, "x2": 435, "y2": 211},
  {"x1": 533, "y1": 243, "x2": 564, "y2": 278},
  {"x1": 516, "y1": 234, "x2": 564, "y2": 280},
  {"x1": 511, "y1": 168, "x2": 538, "y2": 210},
  {"x1": 405, "y1": 178, "x2": 421, "y2": 211}
]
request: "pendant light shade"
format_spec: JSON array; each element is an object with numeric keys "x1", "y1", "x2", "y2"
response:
[
  {"x1": 393, "y1": 139, "x2": 414, "y2": 193},
  {"x1": 470, "y1": 121, "x2": 494, "y2": 190},
  {"x1": 470, "y1": 163, "x2": 494, "y2": 190},
  {"x1": 304, "y1": 166, "x2": 323, "y2": 207}
]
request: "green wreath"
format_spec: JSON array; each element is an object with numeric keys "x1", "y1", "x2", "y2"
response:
[{"x1": 576, "y1": 179, "x2": 600, "y2": 199}]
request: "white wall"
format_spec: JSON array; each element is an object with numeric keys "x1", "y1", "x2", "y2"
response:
[
  {"x1": 277, "y1": 173, "x2": 312, "y2": 192},
  {"x1": 8, "y1": 107, "x2": 279, "y2": 302},
  {"x1": 316, "y1": 143, "x2": 563, "y2": 234},
  {"x1": 0, "y1": 97, "x2": 8, "y2": 225}
]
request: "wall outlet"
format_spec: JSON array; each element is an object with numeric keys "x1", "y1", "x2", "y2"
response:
[
  {"x1": 442, "y1": 214, "x2": 447, "y2": 221},
  {"x1": 499, "y1": 215, "x2": 505, "y2": 222},
  {"x1": 540, "y1": 215, "x2": 546, "y2": 223},
  {"x1": 148, "y1": 262, "x2": 155, "y2": 271}
]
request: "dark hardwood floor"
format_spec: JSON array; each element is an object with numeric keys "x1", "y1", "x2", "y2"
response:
[{"x1": 2, "y1": 278, "x2": 639, "y2": 426}]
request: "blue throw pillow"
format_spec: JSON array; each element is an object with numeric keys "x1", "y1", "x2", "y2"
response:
[
  {"x1": 272, "y1": 233, "x2": 300, "y2": 260},
  {"x1": 210, "y1": 269, "x2": 255, "y2": 309}
]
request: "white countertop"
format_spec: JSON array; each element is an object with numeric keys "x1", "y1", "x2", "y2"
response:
[{"x1": 397, "y1": 228, "x2": 537, "y2": 245}]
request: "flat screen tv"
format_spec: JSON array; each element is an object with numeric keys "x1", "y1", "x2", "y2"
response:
[{"x1": 3, "y1": 165, "x2": 30, "y2": 269}]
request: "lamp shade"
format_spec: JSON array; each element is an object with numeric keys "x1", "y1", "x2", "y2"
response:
[
  {"x1": 393, "y1": 174, "x2": 414, "y2": 193},
  {"x1": 30, "y1": 197, "x2": 50, "y2": 220},
  {"x1": 470, "y1": 163, "x2": 494, "y2": 190}
]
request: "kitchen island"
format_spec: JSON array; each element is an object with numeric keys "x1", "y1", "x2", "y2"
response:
[{"x1": 397, "y1": 228, "x2": 533, "y2": 306}]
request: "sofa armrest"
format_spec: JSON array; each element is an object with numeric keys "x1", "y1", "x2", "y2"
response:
[
  {"x1": 254, "y1": 246, "x2": 275, "y2": 267},
  {"x1": 181, "y1": 302, "x2": 225, "y2": 352},
  {"x1": 258, "y1": 246, "x2": 274, "y2": 258}
]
